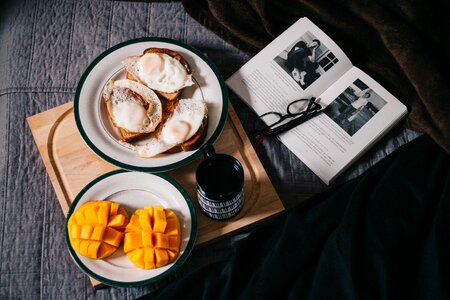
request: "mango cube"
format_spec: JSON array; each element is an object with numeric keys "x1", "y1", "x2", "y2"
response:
[
  {"x1": 97, "y1": 205, "x2": 109, "y2": 225},
  {"x1": 127, "y1": 248, "x2": 145, "y2": 269},
  {"x1": 70, "y1": 224, "x2": 82, "y2": 240},
  {"x1": 165, "y1": 218, "x2": 180, "y2": 236},
  {"x1": 108, "y1": 214, "x2": 126, "y2": 228},
  {"x1": 87, "y1": 241, "x2": 101, "y2": 258},
  {"x1": 155, "y1": 249, "x2": 169, "y2": 267},
  {"x1": 154, "y1": 232, "x2": 169, "y2": 249},
  {"x1": 125, "y1": 215, "x2": 142, "y2": 233},
  {"x1": 144, "y1": 248, "x2": 155, "y2": 269},
  {"x1": 168, "y1": 235, "x2": 180, "y2": 252},
  {"x1": 153, "y1": 206, "x2": 167, "y2": 233},
  {"x1": 81, "y1": 225, "x2": 94, "y2": 240},
  {"x1": 91, "y1": 226, "x2": 105, "y2": 241},
  {"x1": 138, "y1": 210, "x2": 152, "y2": 233},
  {"x1": 110, "y1": 203, "x2": 119, "y2": 216},
  {"x1": 103, "y1": 227, "x2": 124, "y2": 247},
  {"x1": 124, "y1": 231, "x2": 143, "y2": 253},
  {"x1": 142, "y1": 231, "x2": 153, "y2": 247},
  {"x1": 84, "y1": 205, "x2": 99, "y2": 225},
  {"x1": 98, "y1": 243, "x2": 117, "y2": 258}
]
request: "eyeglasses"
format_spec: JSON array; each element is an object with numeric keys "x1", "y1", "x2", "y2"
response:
[{"x1": 250, "y1": 97, "x2": 322, "y2": 145}]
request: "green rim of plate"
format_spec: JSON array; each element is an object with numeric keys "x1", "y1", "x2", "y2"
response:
[
  {"x1": 64, "y1": 169, "x2": 198, "y2": 288},
  {"x1": 74, "y1": 37, "x2": 228, "y2": 173}
]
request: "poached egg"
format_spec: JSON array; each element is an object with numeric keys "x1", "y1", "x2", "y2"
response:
[
  {"x1": 122, "y1": 52, "x2": 194, "y2": 93},
  {"x1": 102, "y1": 79, "x2": 162, "y2": 133}
]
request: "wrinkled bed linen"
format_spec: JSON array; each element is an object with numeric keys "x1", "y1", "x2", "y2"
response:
[{"x1": 0, "y1": 0, "x2": 420, "y2": 298}]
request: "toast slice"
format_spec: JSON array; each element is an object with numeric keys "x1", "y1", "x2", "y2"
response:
[
  {"x1": 180, "y1": 118, "x2": 208, "y2": 151},
  {"x1": 154, "y1": 99, "x2": 208, "y2": 153},
  {"x1": 162, "y1": 117, "x2": 208, "y2": 153},
  {"x1": 117, "y1": 128, "x2": 151, "y2": 143},
  {"x1": 103, "y1": 88, "x2": 148, "y2": 142},
  {"x1": 102, "y1": 81, "x2": 161, "y2": 143},
  {"x1": 125, "y1": 71, "x2": 180, "y2": 102},
  {"x1": 124, "y1": 47, "x2": 192, "y2": 101}
]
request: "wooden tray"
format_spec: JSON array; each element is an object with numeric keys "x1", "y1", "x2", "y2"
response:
[{"x1": 27, "y1": 101, "x2": 284, "y2": 287}]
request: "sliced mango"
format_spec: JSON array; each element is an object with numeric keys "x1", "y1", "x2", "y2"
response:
[
  {"x1": 153, "y1": 206, "x2": 167, "y2": 233},
  {"x1": 98, "y1": 243, "x2": 117, "y2": 258},
  {"x1": 154, "y1": 249, "x2": 169, "y2": 268},
  {"x1": 80, "y1": 240, "x2": 90, "y2": 255},
  {"x1": 165, "y1": 217, "x2": 180, "y2": 236},
  {"x1": 168, "y1": 235, "x2": 180, "y2": 252},
  {"x1": 91, "y1": 226, "x2": 106, "y2": 241},
  {"x1": 97, "y1": 205, "x2": 109, "y2": 225},
  {"x1": 144, "y1": 248, "x2": 155, "y2": 269},
  {"x1": 103, "y1": 227, "x2": 124, "y2": 247},
  {"x1": 127, "y1": 248, "x2": 145, "y2": 269},
  {"x1": 67, "y1": 200, "x2": 129, "y2": 259},
  {"x1": 110, "y1": 202, "x2": 119, "y2": 216},
  {"x1": 167, "y1": 250, "x2": 178, "y2": 262},
  {"x1": 125, "y1": 214, "x2": 142, "y2": 233},
  {"x1": 74, "y1": 210, "x2": 87, "y2": 225},
  {"x1": 138, "y1": 210, "x2": 152, "y2": 233},
  {"x1": 108, "y1": 214, "x2": 126, "y2": 229},
  {"x1": 84, "y1": 205, "x2": 99, "y2": 225},
  {"x1": 87, "y1": 241, "x2": 102, "y2": 258},
  {"x1": 124, "y1": 231, "x2": 143, "y2": 253},
  {"x1": 81, "y1": 225, "x2": 94, "y2": 240},
  {"x1": 142, "y1": 231, "x2": 153, "y2": 247},
  {"x1": 70, "y1": 224, "x2": 83, "y2": 240},
  {"x1": 124, "y1": 206, "x2": 181, "y2": 269},
  {"x1": 154, "y1": 232, "x2": 169, "y2": 249}
]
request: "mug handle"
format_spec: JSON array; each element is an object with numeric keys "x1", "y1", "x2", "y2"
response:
[{"x1": 203, "y1": 144, "x2": 216, "y2": 159}]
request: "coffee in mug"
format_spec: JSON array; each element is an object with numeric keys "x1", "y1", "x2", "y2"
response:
[{"x1": 195, "y1": 144, "x2": 244, "y2": 220}]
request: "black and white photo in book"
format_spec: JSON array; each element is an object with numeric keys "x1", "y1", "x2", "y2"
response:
[
  {"x1": 323, "y1": 79, "x2": 387, "y2": 136},
  {"x1": 273, "y1": 31, "x2": 339, "y2": 90}
]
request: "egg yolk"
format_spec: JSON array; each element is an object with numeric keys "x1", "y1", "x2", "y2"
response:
[
  {"x1": 164, "y1": 121, "x2": 191, "y2": 144},
  {"x1": 138, "y1": 53, "x2": 164, "y2": 75}
]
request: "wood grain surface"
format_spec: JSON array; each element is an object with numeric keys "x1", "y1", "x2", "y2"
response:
[{"x1": 27, "y1": 101, "x2": 284, "y2": 287}]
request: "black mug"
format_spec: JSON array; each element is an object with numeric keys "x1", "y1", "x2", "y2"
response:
[{"x1": 195, "y1": 144, "x2": 244, "y2": 220}]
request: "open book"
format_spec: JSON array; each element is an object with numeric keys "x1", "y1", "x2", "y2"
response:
[{"x1": 226, "y1": 17, "x2": 407, "y2": 185}]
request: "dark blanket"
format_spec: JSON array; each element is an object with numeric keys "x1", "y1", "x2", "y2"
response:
[
  {"x1": 182, "y1": 0, "x2": 450, "y2": 154},
  {"x1": 141, "y1": 135, "x2": 450, "y2": 299}
]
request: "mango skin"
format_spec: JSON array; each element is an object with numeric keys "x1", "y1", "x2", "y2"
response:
[
  {"x1": 124, "y1": 206, "x2": 181, "y2": 269},
  {"x1": 68, "y1": 201, "x2": 129, "y2": 259}
]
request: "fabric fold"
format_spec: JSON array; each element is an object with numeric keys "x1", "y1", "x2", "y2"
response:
[
  {"x1": 182, "y1": 0, "x2": 450, "y2": 153},
  {"x1": 140, "y1": 135, "x2": 449, "y2": 299}
]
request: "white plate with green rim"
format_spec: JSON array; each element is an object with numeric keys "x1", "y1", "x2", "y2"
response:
[
  {"x1": 74, "y1": 37, "x2": 228, "y2": 172},
  {"x1": 65, "y1": 170, "x2": 197, "y2": 287}
]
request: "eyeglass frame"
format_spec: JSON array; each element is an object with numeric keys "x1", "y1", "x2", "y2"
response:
[{"x1": 251, "y1": 97, "x2": 322, "y2": 140}]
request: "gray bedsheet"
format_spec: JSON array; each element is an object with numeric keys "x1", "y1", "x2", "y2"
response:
[{"x1": 0, "y1": 0, "x2": 421, "y2": 298}]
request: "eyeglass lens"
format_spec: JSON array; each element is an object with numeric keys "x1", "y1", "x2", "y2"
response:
[
  {"x1": 287, "y1": 98, "x2": 312, "y2": 115},
  {"x1": 260, "y1": 112, "x2": 282, "y2": 125}
]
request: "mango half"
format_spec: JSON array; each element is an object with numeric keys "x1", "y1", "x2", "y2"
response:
[
  {"x1": 124, "y1": 206, "x2": 181, "y2": 269},
  {"x1": 68, "y1": 201, "x2": 129, "y2": 259}
]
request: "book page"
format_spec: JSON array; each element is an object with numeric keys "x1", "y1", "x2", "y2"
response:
[
  {"x1": 278, "y1": 67, "x2": 408, "y2": 184},
  {"x1": 226, "y1": 17, "x2": 352, "y2": 116}
]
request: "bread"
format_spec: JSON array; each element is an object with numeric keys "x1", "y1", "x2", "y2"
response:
[
  {"x1": 154, "y1": 100, "x2": 208, "y2": 153},
  {"x1": 180, "y1": 119, "x2": 208, "y2": 151},
  {"x1": 117, "y1": 128, "x2": 151, "y2": 143},
  {"x1": 103, "y1": 83, "x2": 157, "y2": 143},
  {"x1": 125, "y1": 48, "x2": 192, "y2": 102}
]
